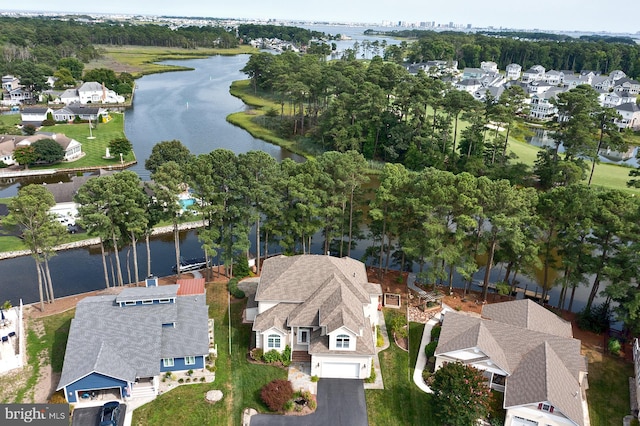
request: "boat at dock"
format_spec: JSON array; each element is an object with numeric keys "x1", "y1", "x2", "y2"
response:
[{"x1": 172, "y1": 257, "x2": 209, "y2": 272}]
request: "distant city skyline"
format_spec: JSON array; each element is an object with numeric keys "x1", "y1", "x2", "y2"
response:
[{"x1": 5, "y1": 1, "x2": 639, "y2": 34}]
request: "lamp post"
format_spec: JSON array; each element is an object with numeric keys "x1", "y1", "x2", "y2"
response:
[{"x1": 120, "y1": 153, "x2": 123, "y2": 165}]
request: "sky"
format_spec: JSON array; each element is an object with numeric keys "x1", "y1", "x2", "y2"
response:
[{"x1": 6, "y1": 1, "x2": 640, "y2": 34}]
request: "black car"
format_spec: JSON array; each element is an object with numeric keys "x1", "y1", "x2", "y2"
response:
[{"x1": 98, "y1": 401, "x2": 120, "y2": 426}]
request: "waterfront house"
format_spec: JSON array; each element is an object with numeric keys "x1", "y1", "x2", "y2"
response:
[
  {"x1": 52, "y1": 104, "x2": 108, "y2": 123},
  {"x1": 614, "y1": 77, "x2": 640, "y2": 95},
  {"x1": 614, "y1": 102, "x2": 640, "y2": 131},
  {"x1": 435, "y1": 299, "x2": 589, "y2": 426},
  {"x1": 529, "y1": 87, "x2": 564, "y2": 120},
  {"x1": 481, "y1": 61, "x2": 498, "y2": 73},
  {"x1": 20, "y1": 107, "x2": 53, "y2": 127},
  {"x1": 57, "y1": 278, "x2": 209, "y2": 403},
  {"x1": 78, "y1": 82, "x2": 125, "y2": 104},
  {"x1": 250, "y1": 254, "x2": 381, "y2": 379},
  {"x1": 0, "y1": 133, "x2": 82, "y2": 166}
]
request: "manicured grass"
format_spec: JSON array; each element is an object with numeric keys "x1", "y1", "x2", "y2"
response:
[
  {"x1": 366, "y1": 311, "x2": 436, "y2": 426},
  {"x1": 33, "y1": 113, "x2": 133, "y2": 170},
  {"x1": 586, "y1": 350, "x2": 634, "y2": 426},
  {"x1": 132, "y1": 281, "x2": 287, "y2": 426}
]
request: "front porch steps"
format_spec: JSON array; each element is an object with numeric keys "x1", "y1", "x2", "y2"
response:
[
  {"x1": 291, "y1": 351, "x2": 311, "y2": 363},
  {"x1": 130, "y1": 384, "x2": 156, "y2": 399}
]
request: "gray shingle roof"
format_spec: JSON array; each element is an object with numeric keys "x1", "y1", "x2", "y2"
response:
[
  {"x1": 253, "y1": 255, "x2": 381, "y2": 354},
  {"x1": 57, "y1": 288, "x2": 208, "y2": 390},
  {"x1": 481, "y1": 299, "x2": 572, "y2": 337},
  {"x1": 435, "y1": 301, "x2": 587, "y2": 426},
  {"x1": 255, "y1": 255, "x2": 377, "y2": 303}
]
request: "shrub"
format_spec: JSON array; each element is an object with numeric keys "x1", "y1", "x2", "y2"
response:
[
  {"x1": 630, "y1": 418, "x2": 640, "y2": 426},
  {"x1": 185, "y1": 378, "x2": 191, "y2": 383},
  {"x1": 187, "y1": 369, "x2": 193, "y2": 376},
  {"x1": 178, "y1": 378, "x2": 184, "y2": 384},
  {"x1": 49, "y1": 391, "x2": 67, "y2": 404},
  {"x1": 376, "y1": 326, "x2": 384, "y2": 347},
  {"x1": 364, "y1": 364, "x2": 376, "y2": 383},
  {"x1": 284, "y1": 400, "x2": 295, "y2": 412},
  {"x1": 227, "y1": 277, "x2": 245, "y2": 299},
  {"x1": 608, "y1": 338, "x2": 621, "y2": 355},
  {"x1": 430, "y1": 325, "x2": 442, "y2": 340},
  {"x1": 308, "y1": 397, "x2": 317, "y2": 410},
  {"x1": 262, "y1": 349, "x2": 281, "y2": 364},
  {"x1": 389, "y1": 311, "x2": 408, "y2": 339},
  {"x1": 251, "y1": 348, "x2": 264, "y2": 361},
  {"x1": 422, "y1": 369, "x2": 431, "y2": 383},
  {"x1": 425, "y1": 341, "x2": 438, "y2": 358},
  {"x1": 41, "y1": 119, "x2": 56, "y2": 127},
  {"x1": 282, "y1": 345, "x2": 291, "y2": 366},
  {"x1": 310, "y1": 375, "x2": 319, "y2": 382},
  {"x1": 260, "y1": 379, "x2": 294, "y2": 412},
  {"x1": 200, "y1": 377, "x2": 205, "y2": 382}
]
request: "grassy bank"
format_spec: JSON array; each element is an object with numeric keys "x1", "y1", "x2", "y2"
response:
[
  {"x1": 88, "y1": 45, "x2": 258, "y2": 77},
  {"x1": 227, "y1": 80, "x2": 320, "y2": 159}
]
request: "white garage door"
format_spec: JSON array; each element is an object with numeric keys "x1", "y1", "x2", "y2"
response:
[
  {"x1": 511, "y1": 416, "x2": 538, "y2": 426},
  {"x1": 322, "y1": 362, "x2": 360, "y2": 379}
]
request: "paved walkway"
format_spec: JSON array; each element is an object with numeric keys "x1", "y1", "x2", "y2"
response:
[
  {"x1": 412, "y1": 315, "x2": 439, "y2": 394},
  {"x1": 364, "y1": 312, "x2": 390, "y2": 390}
]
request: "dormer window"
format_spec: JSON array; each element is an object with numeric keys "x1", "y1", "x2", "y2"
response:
[
  {"x1": 538, "y1": 403, "x2": 554, "y2": 413},
  {"x1": 336, "y1": 334, "x2": 350, "y2": 349}
]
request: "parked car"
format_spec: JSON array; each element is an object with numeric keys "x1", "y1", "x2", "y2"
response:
[{"x1": 98, "y1": 401, "x2": 120, "y2": 426}]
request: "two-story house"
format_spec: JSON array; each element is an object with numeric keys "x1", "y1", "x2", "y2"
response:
[
  {"x1": 249, "y1": 255, "x2": 381, "y2": 379},
  {"x1": 506, "y1": 63, "x2": 522, "y2": 80},
  {"x1": 522, "y1": 65, "x2": 545, "y2": 83},
  {"x1": 435, "y1": 299, "x2": 589, "y2": 426},
  {"x1": 56, "y1": 279, "x2": 209, "y2": 403}
]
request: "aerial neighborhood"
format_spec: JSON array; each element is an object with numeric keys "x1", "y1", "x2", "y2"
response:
[
  {"x1": 1, "y1": 10, "x2": 640, "y2": 426},
  {"x1": 408, "y1": 60, "x2": 640, "y2": 130}
]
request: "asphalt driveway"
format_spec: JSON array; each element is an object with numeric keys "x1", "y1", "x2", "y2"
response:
[
  {"x1": 71, "y1": 403, "x2": 126, "y2": 426},
  {"x1": 250, "y1": 379, "x2": 368, "y2": 426}
]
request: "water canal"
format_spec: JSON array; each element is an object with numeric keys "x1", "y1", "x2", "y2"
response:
[{"x1": 0, "y1": 48, "x2": 609, "y2": 314}]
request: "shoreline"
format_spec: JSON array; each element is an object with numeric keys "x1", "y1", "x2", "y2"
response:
[{"x1": 0, "y1": 220, "x2": 204, "y2": 260}]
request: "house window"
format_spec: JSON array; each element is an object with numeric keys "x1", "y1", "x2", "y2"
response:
[
  {"x1": 538, "y1": 403, "x2": 554, "y2": 413},
  {"x1": 298, "y1": 329, "x2": 309, "y2": 344},
  {"x1": 185, "y1": 356, "x2": 196, "y2": 365},
  {"x1": 267, "y1": 334, "x2": 281, "y2": 349},
  {"x1": 124, "y1": 301, "x2": 136, "y2": 306},
  {"x1": 162, "y1": 358, "x2": 174, "y2": 367},
  {"x1": 159, "y1": 298, "x2": 171, "y2": 304},
  {"x1": 142, "y1": 300, "x2": 153, "y2": 305},
  {"x1": 336, "y1": 334, "x2": 350, "y2": 349}
]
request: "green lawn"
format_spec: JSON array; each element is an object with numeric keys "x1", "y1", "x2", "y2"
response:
[
  {"x1": 366, "y1": 312, "x2": 436, "y2": 426},
  {"x1": 586, "y1": 351, "x2": 635, "y2": 426},
  {"x1": 132, "y1": 280, "x2": 287, "y2": 426}
]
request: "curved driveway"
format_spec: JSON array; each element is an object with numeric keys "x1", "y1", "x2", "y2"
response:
[{"x1": 250, "y1": 379, "x2": 368, "y2": 426}]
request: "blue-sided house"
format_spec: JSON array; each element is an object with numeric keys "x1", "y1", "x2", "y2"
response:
[{"x1": 56, "y1": 281, "x2": 209, "y2": 403}]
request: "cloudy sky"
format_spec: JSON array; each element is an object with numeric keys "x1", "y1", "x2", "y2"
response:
[{"x1": 6, "y1": 1, "x2": 639, "y2": 34}]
